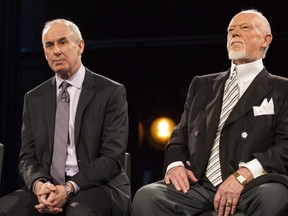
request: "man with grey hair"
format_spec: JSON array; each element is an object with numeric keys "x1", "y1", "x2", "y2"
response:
[
  {"x1": 133, "y1": 9, "x2": 288, "y2": 216},
  {"x1": 0, "y1": 19, "x2": 131, "y2": 215}
]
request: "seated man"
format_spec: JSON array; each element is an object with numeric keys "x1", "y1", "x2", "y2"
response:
[
  {"x1": 133, "y1": 9, "x2": 288, "y2": 216},
  {"x1": 0, "y1": 19, "x2": 131, "y2": 216}
]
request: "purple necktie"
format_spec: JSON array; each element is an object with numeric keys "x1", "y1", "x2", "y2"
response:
[{"x1": 50, "y1": 81, "x2": 70, "y2": 184}]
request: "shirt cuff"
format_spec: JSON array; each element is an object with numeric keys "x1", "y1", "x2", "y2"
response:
[
  {"x1": 239, "y1": 158, "x2": 267, "y2": 179},
  {"x1": 32, "y1": 178, "x2": 49, "y2": 193},
  {"x1": 166, "y1": 161, "x2": 184, "y2": 175},
  {"x1": 67, "y1": 181, "x2": 80, "y2": 193}
]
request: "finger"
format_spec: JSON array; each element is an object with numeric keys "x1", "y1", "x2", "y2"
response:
[
  {"x1": 164, "y1": 174, "x2": 183, "y2": 192},
  {"x1": 50, "y1": 194, "x2": 63, "y2": 207},
  {"x1": 45, "y1": 183, "x2": 57, "y2": 191},
  {"x1": 176, "y1": 169, "x2": 190, "y2": 192},
  {"x1": 35, "y1": 203, "x2": 48, "y2": 213},
  {"x1": 35, "y1": 203, "x2": 45, "y2": 210},
  {"x1": 213, "y1": 191, "x2": 221, "y2": 211},
  {"x1": 39, "y1": 195, "x2": 53, "y2": 206},
  {"x1": 216, "y1": 196, "x2": 227, "y2": 216},
  {"x1": 224, "y1": 199, "x2": 233, "y2": 216},
  {"x1": 168, "y1": 174, "x2": 182, "y2": 192},
  {"x1": 186, "y1": 170, "x2": 198, "y2": 183},
  {"x1": 166, "y1": 167, "x2": 188, "y2": 192},
  {"x1": 172, "y1": 170, "x2": 190, "y2": 193},
  {"x1": 37, "y1": 184, "x2": 57, "y2": 196},
  {"x1": 164, "y1": 175, "x2": 171, "y2": 184},
  {"x1": 231, "y1": 197, "x2": 239, "y2": 215},
  {"x1": 45, "y1": 206, "x2": 63, "y2": 214}
]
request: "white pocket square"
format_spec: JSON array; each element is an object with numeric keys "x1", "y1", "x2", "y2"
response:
[{"x1": 253, "y1": 98, "x2": 274, "y2": 116}]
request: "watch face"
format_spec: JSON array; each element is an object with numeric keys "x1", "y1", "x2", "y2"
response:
[
  {"x1": 68, "y1": 191, "x2": 75, "y2": 199},
  {"x1": 237, "y1": 175, "x2": 246, "y2": 183},
  {"x1": 65, "y1": 185, "x2": 75, "y2": 199}
]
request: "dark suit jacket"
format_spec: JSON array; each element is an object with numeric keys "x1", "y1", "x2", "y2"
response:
[
  {"x1": 19, "y1": 68, "x2": 130, "y2": 214},
  {"x1": 164, "y1": 68, "x2": 288, "y2": 191}
]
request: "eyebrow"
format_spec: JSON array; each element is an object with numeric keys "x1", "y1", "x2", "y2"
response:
[{"x1": 45, "y1": 37, "x2": 68, "y2": 45}]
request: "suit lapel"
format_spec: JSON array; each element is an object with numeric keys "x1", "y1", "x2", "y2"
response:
[
  {"x1": 74, "y1": 69, "x2": 97, "y2": 144},
  {"x1": 225, "y1": 69, "x2": 272, "y2": 127},
  {"x1": 44, "y1": 78, "x2": 57, "y2": 153}
]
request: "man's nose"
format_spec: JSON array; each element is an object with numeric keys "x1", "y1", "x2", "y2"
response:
[
  {"x1": 53, "y1": 44, "x2": 61, "y2": 54},
  {"x1": 231, "y1": 26, "x2": 241, "y2": 36}
]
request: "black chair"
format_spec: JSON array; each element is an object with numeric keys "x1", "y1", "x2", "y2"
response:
[
  {"x1": 0, "y1": 143, "x2": 4, "y2": 185},
  {"x1": 124, "y1": 152, "x2": 131, "y2": 182}
]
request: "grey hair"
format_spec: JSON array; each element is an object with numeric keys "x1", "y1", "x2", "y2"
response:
[{"x1": 42, "y1": 19, "x2": 83, "y2": 45}]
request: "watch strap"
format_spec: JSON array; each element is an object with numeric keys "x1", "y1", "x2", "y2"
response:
[{"x1": 64, "y1": 183, "x2": 75, "y2": 199}]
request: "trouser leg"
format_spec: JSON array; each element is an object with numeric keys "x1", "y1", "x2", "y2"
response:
[
  {"x1": 133, "y1": 179, "x2": 216, "y2": 216},
  {"x1": 0, "y1": 186, "x2": 59, "y2": 216},
  {"x1": 238, "y1": 183, "x2": 288, "y2": 216}
]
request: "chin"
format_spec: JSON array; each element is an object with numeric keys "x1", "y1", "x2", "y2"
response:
[
  {"x1": 55, "y1": 70, "x2": 68, "y2": 77},
  {"x1": 228, "y1": 50, "x2": 247, "y2": 60}
]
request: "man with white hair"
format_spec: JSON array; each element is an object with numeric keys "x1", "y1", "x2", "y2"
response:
[{"x1": 133, "y1": 9, "x2": 288, "y2": 216}]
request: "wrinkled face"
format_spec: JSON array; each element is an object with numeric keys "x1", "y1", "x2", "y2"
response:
[
  {"x1": 226, "y1": 12, "x2": 271, "y2": 64},
  {"x1": 43, "y1": 23, "x2": 84, "y2": 79}
]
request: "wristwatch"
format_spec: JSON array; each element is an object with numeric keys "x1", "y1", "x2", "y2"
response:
[
  {"x1": 233, "y1": 171, "x2": 247, "y2": 187},
  {"x1": 64, "y1": 184, "x2": 75, "y2": 199}
]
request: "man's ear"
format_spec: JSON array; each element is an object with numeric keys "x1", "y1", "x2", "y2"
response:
[
  {"x1": 78, "y1": 39, "x2": 85, "y2": 55},
  {"x1": 262, "y1": 34, "x2": 272, "y2": 48}
]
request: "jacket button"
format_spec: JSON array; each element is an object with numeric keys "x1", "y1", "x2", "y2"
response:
[{"x1": 241, "y1": 132, "x2": 248, "y2": 138}]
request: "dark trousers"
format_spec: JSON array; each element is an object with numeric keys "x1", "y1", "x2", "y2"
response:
[
  {"x1": 0, "y1": 185, "x2": 113, "y2": 216},
  {"x1": 133, "y1": 178, "x2": 288, "y2": 216}
]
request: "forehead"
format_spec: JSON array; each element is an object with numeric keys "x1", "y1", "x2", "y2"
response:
[
  {"x1": 43, "y1": 23, "x2": 73, "y2": 42},
  {"x1": 228, "y1": 13, "x2": 259, "y2": 27}
]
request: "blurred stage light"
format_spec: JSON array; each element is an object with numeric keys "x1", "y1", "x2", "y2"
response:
[{"x1": 148, "y1": 117, "x2": 176, "y2": 150}]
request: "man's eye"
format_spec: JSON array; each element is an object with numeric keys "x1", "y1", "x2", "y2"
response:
[
  {"x1": 241, "y1": 26, "x2": 250, "y2": 30},
  {"x1": 46, "y1": 44, "x2": 53, "y2": 48}
]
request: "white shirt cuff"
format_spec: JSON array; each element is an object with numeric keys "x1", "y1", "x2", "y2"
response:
[
  {"x1": 166, "y1": 161, "x2": 184, "y2": 175},
  {"x1": 239, "y1": 158, "x2": 266, "y2": 178}
]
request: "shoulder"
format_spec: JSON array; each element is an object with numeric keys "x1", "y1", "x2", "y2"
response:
[
  {"x1": 267, "y1": 72, "x2": 288, "y2": 91},
  {"x1": 268, "y1": 73, "x2": 288, "y2": 83},
  {"x1": 26, "y1": 77, "x2": 55, "y2": 97},
  {"x1": 189, "y1": 71, "x2": 226, "y2": 88},
  {"x1": 197, "y1": 71, "x2": 224, "y2": 79},
  {"x1": 84, "y1": 68, "x2": 124, "y2": 88}
]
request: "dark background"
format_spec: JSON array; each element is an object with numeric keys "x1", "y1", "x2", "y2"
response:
[{"x1": 1, "y1": 0, "x2": 288, "y2": 197}]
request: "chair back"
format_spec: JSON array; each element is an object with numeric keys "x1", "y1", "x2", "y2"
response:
[
  {"x1": 0, "y1": 143, "x2": 4, "y2": 184},
  {"x1": 124, "y1": 152, "x2": 131, "y2": 182}
]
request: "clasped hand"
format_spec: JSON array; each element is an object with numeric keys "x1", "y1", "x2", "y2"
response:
[
  {"x1": 164, "y1": 166, "x2": 245, "y2": 216},
  {"x1": 35, "y1": 182, "x2": 68, "y2": 214}
]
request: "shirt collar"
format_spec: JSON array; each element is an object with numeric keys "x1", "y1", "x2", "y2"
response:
[
  {"x1": 230, "y1": 59, "x2": 264, "y2": 83},
  {"x1": 56, "y1": 64, "x2": 85, "y2": 89}
]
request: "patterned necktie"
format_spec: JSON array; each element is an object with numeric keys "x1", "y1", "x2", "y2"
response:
[
  {"x1": 50, "y1": 81, "x2": 70, "y2": 184},
  {"x1": 206, "y1": 68, "x2": 239, "y2": 186}
]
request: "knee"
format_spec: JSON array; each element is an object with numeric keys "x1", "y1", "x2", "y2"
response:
[
  {"x1": 66, "y1": 200, "x2": 112, "y2": 216},
  {"x1": 66, "y1": 202, "x2": 92, "y2": 216},
  {"x1": 249, "y1": 183, "x2": 288, "y2": 214},
  {"x1": 257, "y1": 183, "x2": 288, "y2": 206},
  {"x1": 133, "y1": 183, "x2": 162, "y2": 214},
  {"x1": 133, "y1": 184, "x2": 155, "y2": 207}
]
